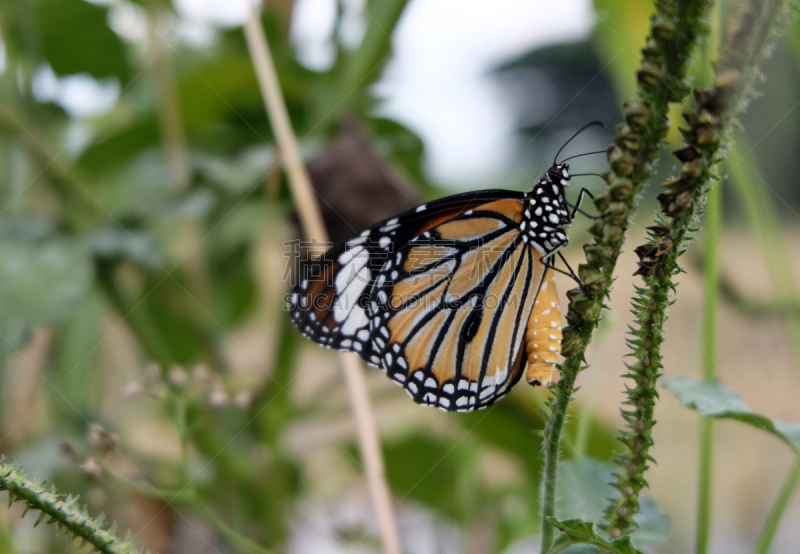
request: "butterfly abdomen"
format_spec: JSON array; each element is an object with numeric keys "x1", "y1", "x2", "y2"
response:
[{"x1": 524, "y1": 270, "x2": 562, "y2": 386}]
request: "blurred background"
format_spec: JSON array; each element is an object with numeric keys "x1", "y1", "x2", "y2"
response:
[{"x1": 0, "y1": 0, "x2": 799, "y2": 552}]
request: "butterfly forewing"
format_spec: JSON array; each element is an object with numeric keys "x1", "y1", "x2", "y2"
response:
[{"x1": 289, "y1": 190, "x2": 524, "y2": 362}]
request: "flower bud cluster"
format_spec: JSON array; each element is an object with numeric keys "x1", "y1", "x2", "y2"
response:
[{"x1": 607, "y1": 0, "x2": 784, "y2": 536}]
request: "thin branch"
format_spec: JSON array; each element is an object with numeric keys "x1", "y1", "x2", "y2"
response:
[{"x1": 242, "y1": 6, "x2": 401, "y2": 554}]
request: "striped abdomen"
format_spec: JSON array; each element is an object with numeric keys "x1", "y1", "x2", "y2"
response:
[{"x1": 525, "y1": 270, "x2": 563, "y2": 386}]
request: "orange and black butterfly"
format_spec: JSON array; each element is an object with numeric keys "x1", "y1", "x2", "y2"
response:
[{"x1": 289, "y1": 125, "x2": 604, "y2": 412}]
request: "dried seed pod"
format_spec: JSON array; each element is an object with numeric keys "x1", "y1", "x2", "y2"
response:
[
  {"x1": 651, "y1": 15, "x2": 676, "y2": 40},
  {"x1": 623, "y1": 100, "x2": 650, "y2": 131},
  {"x1": 646, "y1": 225, "x2": 670, "y2": 237},
  {"x1": 637, "y1": 66, "x2": 662, "y2": 88},
  {"x1": 673, "y1": 146, "x2": 700, "y2": 162}
]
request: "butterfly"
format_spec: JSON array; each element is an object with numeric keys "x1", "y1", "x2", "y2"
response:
[{"x1": 289, "y1": 124, "x2": 604, "y2": 412}]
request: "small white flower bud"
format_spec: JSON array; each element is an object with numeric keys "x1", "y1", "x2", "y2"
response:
[
  {"x1": 121, "y1": 381, "x2": 143, "y2": 399},
  {"x1": 168, "y1": 365, "x2": 187, "y2": 387},
  {"x1": 192, "y1": 364, "x2": 211, "y2": 384},
  {"x1": 208, "y1": 387, "x2": 228, "y2": 408},
  {"x1": 79, "y1": 457, "x2": 102, "y2": 479},
  {"x1": 233, "y1": 391, "x2": 252, "y2": 409},
  {"x1": 145, "y1": 362, "x2": 161, "y2": 388}
]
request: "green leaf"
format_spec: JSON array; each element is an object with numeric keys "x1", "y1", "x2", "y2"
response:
[
  {"x1": 50, "y1": 291, "x2": 104, "y2": 419},
  {"x1": 33, "y1": 0, "x2": 129, "y2": 82},
  {"x1": 382, "y1": 434, "x2": 472, "y2": 521},
  {"x1": 315, "y1": 0, "x2": 410, "y2": 123},
  {"x1": 340, "y1": 0, "x2": 409, "y2": 93},
  {"x1": 550, "y1": 519, "x2": 643, "y2": 554},
  {"x1": 0, "y1": 221, "x2": 93, "y2": 351},
  {"x1": 633, "y1": 496, "x2": 672, "y2": 545},
  {"x1": 87, "y1": 227, "x2": 162, "y2": 270},
  {"x1": 556, "y1": 459, "x2": 671, "y2": 545},
  {"x1": 663, "y1": 377, "x2": 800, "y2": 455},
  {"x1": 196, "y1": 146, "x2": 277, "y2": 196}
]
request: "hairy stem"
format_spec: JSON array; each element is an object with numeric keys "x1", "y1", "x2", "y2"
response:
[
  {"x1": 603, "y1": 0, "x2": 791, "y2": 537},
  {"x1": 1, "y1": 458, "x2": 142, "y2": 554},
  {"x1": 539, "y1": 0, "x2": 710, "y2": 550}
]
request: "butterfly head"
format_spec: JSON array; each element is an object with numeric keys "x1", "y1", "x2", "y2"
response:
[{"x1": 546, "y1": 164, "x2": 571, "y2": 187}]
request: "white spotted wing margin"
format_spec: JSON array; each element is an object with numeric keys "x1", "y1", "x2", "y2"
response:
[{"x1": 289, "y1": 189, "x2": 525, "y2": 363}]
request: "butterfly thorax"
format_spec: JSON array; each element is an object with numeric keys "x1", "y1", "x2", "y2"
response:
[{"x1": 521, "y1": 164, "x2": 573, "y2": 258}]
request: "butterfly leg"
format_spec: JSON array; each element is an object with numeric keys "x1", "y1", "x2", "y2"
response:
[
  {"x1": 566, "y1": 187, "x2": 605, "y2": 220},
  {"x1": 540, "y1": 253, "x2": 592, "y2": 300}
]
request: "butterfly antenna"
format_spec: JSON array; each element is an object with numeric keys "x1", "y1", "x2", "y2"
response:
[
  {"x1": 553, "y1": 121, "x2": 607, "y2": 165},
  {"x1": 570, "y1": 172, "x2": 606, "y2": 179},
  {"x1": 559, "y1": 149, "x2": 608, "y2": 164}
]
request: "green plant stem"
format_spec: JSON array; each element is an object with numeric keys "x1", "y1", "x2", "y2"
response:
[
  {"x1": 1, "y1": 458, "x2": 142, "y2": 554},
  {"x1": 190, "y1": 492, "x2": 273, "y2": 554},
  {"x1": 696, "y1": 180, "x2": 721, "y2": 554},
  {"x1": 104, "y1": 468, "x2": 190, "y2": 502},
  {"x1": 696, "y1": 422, "x2": 714, "y2": 550},
  {"x1": 539, "y1": 0, "x2": 710, "y2": 550},
  {"x1": 170, "y1": 393, "x2": 192, "y2": 485},
  {"x1": 105, "y1": 468, "x2": 272, "y2": 554},
  {"x1": 754, "y1": 458, "x2": 800, "y2": 554}
]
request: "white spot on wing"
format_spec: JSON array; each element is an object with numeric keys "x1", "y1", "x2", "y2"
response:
[
  {"x1": 333, "y1": 265, "x2": 370, "y2": 323},
  {"x1": 340, "y1": 306, "x2": 368, "y2": 335},
  {"x1": 339, "y1": 246, "x2": 364, "y2": 266}
]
